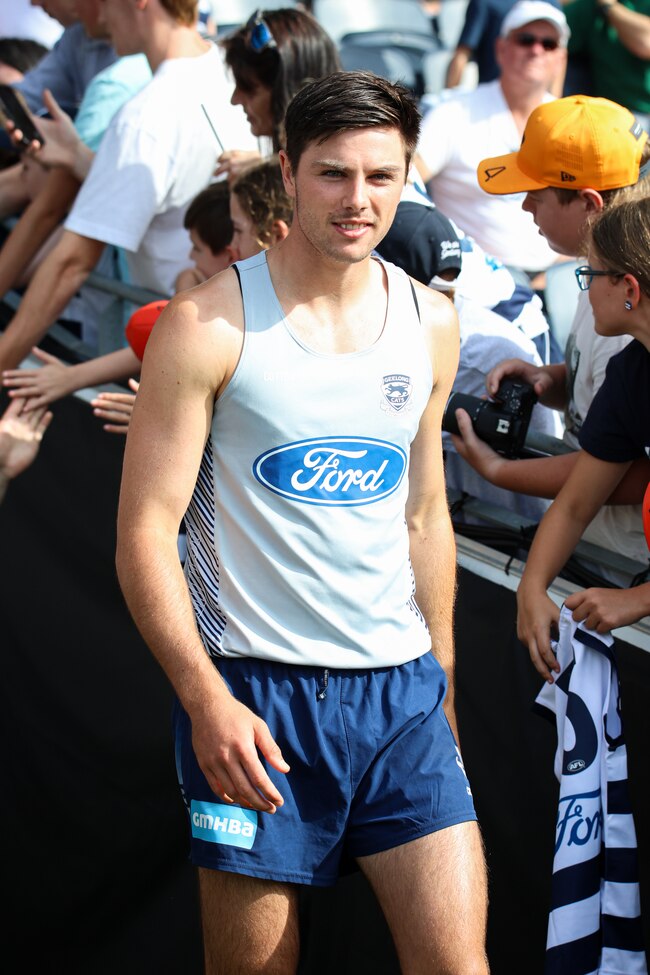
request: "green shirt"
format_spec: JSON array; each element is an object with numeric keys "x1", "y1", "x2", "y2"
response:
[{"x1": 566, "y1": 0, "x2": 650, "y2": 113}]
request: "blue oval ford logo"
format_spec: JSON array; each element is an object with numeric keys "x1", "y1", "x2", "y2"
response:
[{"x1": 253, "y1": 437, "x2": 407, "y2": 506}]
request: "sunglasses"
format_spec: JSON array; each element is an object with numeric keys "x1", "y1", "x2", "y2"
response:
[
  {"x1": 245, "y1": 9, "x2": 277, "y2": 53},
  {"x1": 512, "y1": 32, "x2": 560, "y2": 52},
  {"x1": 574, "y1": 265, "x2": 624, "y2": 291}
]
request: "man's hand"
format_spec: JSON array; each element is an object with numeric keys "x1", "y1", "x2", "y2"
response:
[
  {"x1": 486, "y1": 358, "x2": 556, "y2": 401},
  {"x1": 565, "y1": 585, "x2": 650, "y2": 633},
  {"x1": 3, "y1": 347, "x2": 74, "y2": 409},
  {"x1": 517, "y1": 580, "x2": 561, "y2": 683},
  {"x1": 0, "y1": 395, "x2": 52, "y2": 481},
  {"x1": 191, "y1": 692, "x2": 290, "y2": 813},
  {"x1": 91, "y1": 379, "x2": 139, "y2": 435},
  {"x1": 450, "y1": 407, "x2": 505, "y2": 483}
]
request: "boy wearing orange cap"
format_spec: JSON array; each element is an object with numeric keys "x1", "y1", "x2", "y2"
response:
[{"x1": 452, "y1": 94, "x2": 650, "y2": 567}]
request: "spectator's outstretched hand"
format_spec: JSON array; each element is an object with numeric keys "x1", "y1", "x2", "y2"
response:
[
  {"x1": 0, "y1": 396, "x2": 52, "y2": 482},
  {"x1": 517, "y1": 579, "x2": 561, "y2": 683},
  {"x1": 91, "y1": 379, "x2": 139, "y2": 434},
  {"x1": 565, "y1": 585, "x2": 650, "y2": 633},
  {"x1": 3, "y1": 347, "x2": 74, "y2": 409},
  {"x1": 8, "y1": 88, "x2": 82, "y2": 172},
  {"x1": 450, "y1": 407, "x2": 505, "y2": 482}
]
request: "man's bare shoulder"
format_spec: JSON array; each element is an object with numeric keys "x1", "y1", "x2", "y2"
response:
[{"x1": 145, "y1": 267, "x2": 245, "y2": 388}]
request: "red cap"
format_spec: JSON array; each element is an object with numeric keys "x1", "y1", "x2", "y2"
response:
[{"x1": 125, "y1": 300, "x2": 169, "y2": 362}]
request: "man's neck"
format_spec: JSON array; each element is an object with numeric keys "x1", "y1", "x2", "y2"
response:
[
  {"x1": 499, "y1": 78, "x2": 549, "y2": 135},
  {"x1": 144, "y1": 22, "x2": 209, "y2": 73}
]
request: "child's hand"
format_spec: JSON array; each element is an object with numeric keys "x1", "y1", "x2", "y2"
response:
[
  {"x1": 517, "y1": 580, "x2": 561, "y2": 682},
  {"x1": 91, "y1": 379, "x2": 139, "y2": 435},
  {"x1": 565, "y1": 585, "x2": 650, "y2": 633},
  {"x1": 2, "y1": 347, "x2": 74, "y2": 409},
  {"x1": 450, "y1": 407, "x2": 505, "y2": 484}
]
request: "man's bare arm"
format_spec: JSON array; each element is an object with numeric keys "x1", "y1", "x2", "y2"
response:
[
  {"x1": 597, "y1": 1, "x2": 650, "y2": 59},
  {"x1": 445, "y1": 45, "x2": 472, "y2": 88},
  {"x1": 0, "y1": 169, "x2": 80, "y2": 298},
  {"x1": 407, "y1": 283, "x2": 460, "y2": 738},
  {"x1": 0, "y1": 229, "x2": 105, "y2": 371},
  {"x1": 116, "y1": 275, "x2": 289, "y2": 813},
  {"x1": 0, "y1": 163, "x2": 31, "y2": 222}
]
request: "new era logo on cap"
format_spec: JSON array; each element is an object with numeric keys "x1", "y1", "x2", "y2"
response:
[{"x1": 560, "y1": 171, "x2": 576, "y2": 182}]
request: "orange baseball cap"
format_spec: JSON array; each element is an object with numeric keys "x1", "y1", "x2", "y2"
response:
[
  {"x1": 125, "y1": 300, "x2": 169, "y2": 362},
  {"x1": 477, "y1": 95, "x2": 648, "y2": 195}
]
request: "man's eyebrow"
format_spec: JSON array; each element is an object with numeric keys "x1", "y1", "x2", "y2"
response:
[{"x1": 310, "y1": 159, "x2": 404, "y2": 172}]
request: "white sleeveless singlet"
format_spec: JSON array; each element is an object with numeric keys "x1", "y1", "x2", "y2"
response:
[{"x1": 183, "y1": 251, "x2": 434, "y2": 668}]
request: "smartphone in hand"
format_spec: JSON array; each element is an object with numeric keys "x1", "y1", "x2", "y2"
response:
[{"x1": 0, "y1": 85, "x2": 44, "y2": 147}]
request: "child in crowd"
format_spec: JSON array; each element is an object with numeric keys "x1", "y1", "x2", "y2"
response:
[
  {"x1": 1, "y1": 180, "x2": 235, "y2": 409},
  {"x1": 515, "y1": 198, "x2": 650, "y2": 682},
  {"x1": 92, "y1": 156, "x2": 293, "y2": 433}
]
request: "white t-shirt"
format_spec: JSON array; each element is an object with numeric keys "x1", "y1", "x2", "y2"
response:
[
  {"x1": 563, "y1": 291, "x2": 646, "y2": 566},
  {"x1": 65, "y1": 44, "x2": 256, "y2": 295},
  {"x1": 418, "y1": 81, "x2": 556, "y2": 272}
]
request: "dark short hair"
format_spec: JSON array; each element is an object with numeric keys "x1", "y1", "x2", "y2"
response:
[
  {"x1": 184, "y1": 181, "x2": 233, "y2": 254},
  {"x1": 284, "y1": 71, "x2": 421, "y2": 173},
  {"x1": 222, "y1": 8, "x2": 340, "y2": 151},
  {"x1": 231, "y1": 156, "x2": 293, "y2": 244},
  {"x1": 0, "y1": 37, "x2": 48, "y2": 75}
]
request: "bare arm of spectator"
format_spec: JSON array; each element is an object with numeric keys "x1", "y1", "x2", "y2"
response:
[
  {"x1": 6, "y1": 89, "x2": 95, "y2": 181},
  {"x1": 517, "y1": 450, "x2": 632, "y2": 680},
  {"x1": 0, "y1": 163, "x2": 32, "y2": 221},
  {"x1": 565, "y1": 582, "x2": 650, "y2": 632},
  {"x1": 445, "y1": 45, "x2": 473, "y2": 88},
  {"x1": 0, "y1": 229, "x2": 105, "y2": 372},
  {"x1": 91, "y1": 379, "x2": 139, "y2": 434},
  {"x1": 596, "y1": 1, "x2": 650, "y2": 59},
  {"x1": 451, "y1": 406, "x2": 650, "y2": 502},
  {"x1": 3, "y1": 345, "x2": 141, "y2": 409},
  {"x1": 0, "y1": 396, "x2": 52, "y2": 503},
  {"x1": 0, "y1": 168, "x2": 79, "y2": 298}
]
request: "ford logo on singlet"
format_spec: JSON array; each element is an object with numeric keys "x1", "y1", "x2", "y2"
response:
[{"x1": 253, "y1": 437, "x2": 407, "y2": 506}]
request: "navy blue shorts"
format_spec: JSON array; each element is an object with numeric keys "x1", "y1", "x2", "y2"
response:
[{"x1": 173, "y1": 651, "x2": 476, "y2": 887}]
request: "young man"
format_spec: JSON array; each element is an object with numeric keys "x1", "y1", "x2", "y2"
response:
[
  {"x1": 116, "y1": 72, "x2": 488, "y2": 974},
  {"x1": 0, "y1": 0, "x2": 254, "y2": 373},
  {"x1": 452, "y1": 94, "x2": 650, "y2": 567}
]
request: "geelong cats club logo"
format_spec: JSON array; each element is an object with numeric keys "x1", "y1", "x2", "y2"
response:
[{"x1": 381, "y1": 374, "x2": 412, "y2": 413}]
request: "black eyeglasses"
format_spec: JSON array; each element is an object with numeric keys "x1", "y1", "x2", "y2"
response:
[
  {"x1": 574, "y1": 265, "x2": 625, "y2": 291},
  {"x1": 245, "y1": 9, "x2": 277, "y2": 53},
  {"x1": 512, "y1": 32, "x2": 560, "y2": 52}
]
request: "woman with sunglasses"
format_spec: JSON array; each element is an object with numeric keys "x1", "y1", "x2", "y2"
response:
[
  {"x1": 517, "y1": 197, "x2": 650, "y2": 682},
  {"x1": 216, "y1": 8, "x2": 340, "y2": 180}
]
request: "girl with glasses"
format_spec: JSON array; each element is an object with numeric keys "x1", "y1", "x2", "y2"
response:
[{"x1": 517, "y1": 197, "x2": 650, "y2": 681}]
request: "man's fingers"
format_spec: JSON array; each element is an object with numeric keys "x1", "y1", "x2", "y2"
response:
[
  {"x1": 254, "y1": 720, "x2": 290, "y2": 773},
  {"x1": 225, "y1": 757, "x2": 281, "y2": 812}
]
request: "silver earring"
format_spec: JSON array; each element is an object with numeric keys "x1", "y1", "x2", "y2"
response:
[{"x1": 625, "y1": 300, "x2": 633, "y2": 310}]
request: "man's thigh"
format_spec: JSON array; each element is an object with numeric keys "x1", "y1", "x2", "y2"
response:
[
  {"x1": 357, "y1": 822, "x2": 489, "y2": 975},
  {"x1": 198, "y1": 867, "x2": 300, "y2": 975}
]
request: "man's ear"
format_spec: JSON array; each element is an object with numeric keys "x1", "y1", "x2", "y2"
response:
[
  {"x1": 580, "y1": 187, "x2": 605, "y2": 213},
  {"x1": 269, "y1": 219, "x2": 290, "y2": 245},
  {"x1": 278, "y1": 150, "x2": 296, "y2": 199}
]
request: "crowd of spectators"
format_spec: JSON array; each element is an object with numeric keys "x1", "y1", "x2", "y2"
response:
[{"x1": 0, "y1": 2, "x2": 649, "y2": 655}]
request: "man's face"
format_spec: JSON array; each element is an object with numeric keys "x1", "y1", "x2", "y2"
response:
[
  {"x1": 281, "y1": 127, "x2": 407, "y2": 266},
  {"x1": 522, "y1": 187, "x2": 588, "y2": 256},
  {"x1": 101, "y1": 0, "x2": 140, "y2": 55},
  {"x1": 496, "y1": 20, "x2": 564, "y2": 90},
  {"x1": 31, "y1": 0, "x2": 79, "y2": 27},
  {"x1": 76, "y1": 0, "x2": 109, "y2": 38}
]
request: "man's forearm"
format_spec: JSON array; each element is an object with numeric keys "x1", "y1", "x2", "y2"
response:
[
  {"x1": 597, "y1": 2, "x2": 650, "y2": 59},
  {"x1": 0, "y1": 170, "x2": 80, "y2": 299},
  {"x1": 0, "y1": 231, "x2": 103, "y2": 370}
]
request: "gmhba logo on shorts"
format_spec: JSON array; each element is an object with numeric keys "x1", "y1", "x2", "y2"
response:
[
  {"x1": 191, "y1": 800, "x2": 257, "y2": 849},
  {"x1": 253, "y1": 437, "x2": 407, "y2": 506}
]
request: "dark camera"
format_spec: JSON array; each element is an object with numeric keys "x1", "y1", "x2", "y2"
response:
[{"x1": 442, "y1": 379, "x2": 537, "y2": 458}]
